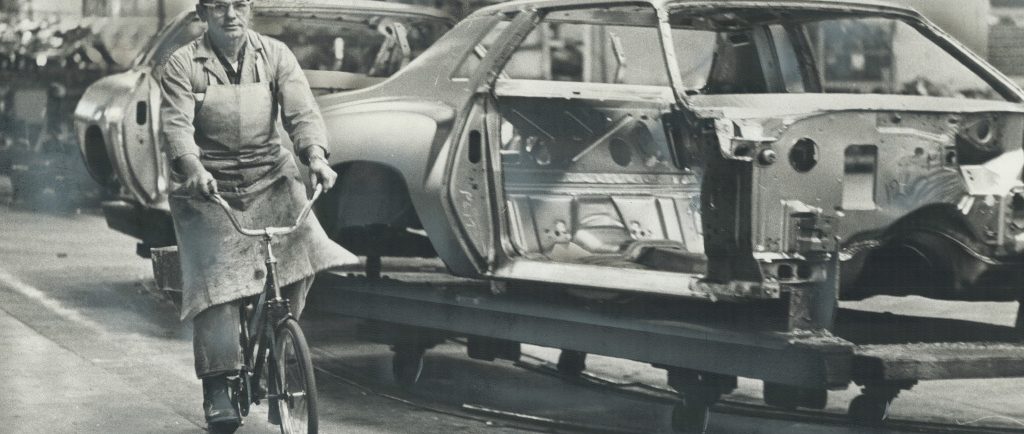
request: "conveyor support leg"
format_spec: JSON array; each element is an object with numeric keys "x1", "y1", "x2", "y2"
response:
[
  {"x1": 385, "y1": 325, "x2": 444, "y2": 388},
  {"x1": 848, "y1": 381, "x2": 916, "y2": 427},
  {"x1": 557, "y1": 350, "x2": 587, "y2": 377},
  {"x1": 391, "y1": 343, "x2": 427, "y2": 387},
  {"x1": 666, "y1": 368, "x2": 737, "y2": 434},
  {"x1": 366, "y1": 255, "x2": 382, "y2": 279},
  {"x1": 788, "y1": 252, "x2": 839, "y2": 332}
]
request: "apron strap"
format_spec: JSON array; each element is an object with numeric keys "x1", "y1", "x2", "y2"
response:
[
  {"x1": 253, "y1": 34, "x2": 279, "y2": 121},
  {"x1": 191, "y1": 34, "x2": 279, "y2": 120},
  {"x1": 253, "y1": 35, "x2": 276, "y2": 93},
  {"x1": 191, "y1": 63, "x2": 210, "y2": 92},
  {"x1": 193, "y1": 69, "x2": 214, "y2": 115}
]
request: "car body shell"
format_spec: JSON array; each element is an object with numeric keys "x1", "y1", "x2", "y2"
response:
[
  {"x1": 318, "y1": 0, "x2": 1024, "y2": 303},
  {"x1": 74, "y1": 0, "x2": 454, "y2": 248}
]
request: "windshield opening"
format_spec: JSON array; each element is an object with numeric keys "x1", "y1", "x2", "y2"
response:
[
  {"x1": 252, "y1": 15, "x2": 449, "y2": 76},
  {"x1": 666, "y1": 9, "x2": 1009, "y2": 101},
  {"x1": 140, "y1": 11, "x2": 450, "y2": 93},
  {"x1": 456, "y1": 5, "x2": 671, "y2": 87}
]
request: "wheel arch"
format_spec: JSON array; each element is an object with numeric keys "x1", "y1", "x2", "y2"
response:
[
  {"x1": 325, "y1": 160, "x2": 422, "y2": 230},
  {"x1": 80, "y1": 124, "x2": 117, "y2": 191},
  {"x1": 843, "y1": 203, "x2": 992, "y2": 299},
  {"x1": 880, "y1": 203, "x2": 980, "y2": 241},
  {"x1": 318, "y1": 99, "x2": 458, "y2": 259},
  {"x1": 318, "y1": 160, "x2": 437, "y2": 258}
]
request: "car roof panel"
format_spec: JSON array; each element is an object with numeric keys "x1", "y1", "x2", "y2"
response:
[{"x1": 471, "y1": 0, "x2": 920, "y2": 20}]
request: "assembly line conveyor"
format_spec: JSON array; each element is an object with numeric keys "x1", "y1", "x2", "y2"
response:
[{"x1": 307, "y1": 268, "x2": 1024, "y2": 432}]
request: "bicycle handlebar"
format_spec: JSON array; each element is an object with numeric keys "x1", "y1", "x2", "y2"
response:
[{"x1": 210, "y1": 184, "x2": 323, "y2": 238}]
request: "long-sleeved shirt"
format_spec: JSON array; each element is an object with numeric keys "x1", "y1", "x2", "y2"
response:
[{"x1": 159, "y1": 30, "x2": 327, "y2": 162}]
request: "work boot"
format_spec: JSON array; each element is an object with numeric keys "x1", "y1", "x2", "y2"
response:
[{"x1": 203, "y1": 374, "x2": 241, "y2": 433}]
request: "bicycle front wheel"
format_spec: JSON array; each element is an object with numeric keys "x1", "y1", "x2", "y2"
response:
[{"x1": 272, "y1": 318, "x2": 318, "y2": 434}]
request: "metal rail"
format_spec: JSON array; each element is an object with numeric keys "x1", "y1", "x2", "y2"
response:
[
  {"x1": 307, "y1": 341, "x2": 1024, "y2": 434},
  {"x1": 310, "y1": 272, "x2": 852, "y2": 388},
  {"x1": 305, "y1": 269, "x2": 1024, "y2": 433}
]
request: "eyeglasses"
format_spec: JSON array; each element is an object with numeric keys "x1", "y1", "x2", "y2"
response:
[{"x1": 202, "y1": 1, "x2": 252, "y2": 16}]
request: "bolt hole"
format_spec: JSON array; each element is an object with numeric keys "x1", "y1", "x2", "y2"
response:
[
  {"x1": 974, "y1": 120, "x2": 993, "y2": 143},
  {"x1": 789, "y1": 139, "x2": 818, "y2": 172}
]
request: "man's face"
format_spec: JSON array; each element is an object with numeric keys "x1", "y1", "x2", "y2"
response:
[{"x1": 200, "y1": 1, "x2": 252, "y2": 40}]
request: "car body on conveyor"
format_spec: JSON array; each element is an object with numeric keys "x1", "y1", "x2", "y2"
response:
[
  {"x1": 319, "y1": 0, "x2": 1024, "y2": 308},
  {"x1": 74, "y1": 0, "x2": 455, "y2": 254}
]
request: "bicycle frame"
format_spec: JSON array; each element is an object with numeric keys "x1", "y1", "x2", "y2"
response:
[{"x1": 209, "y1": 184, "x2": 324, "y2": 411}]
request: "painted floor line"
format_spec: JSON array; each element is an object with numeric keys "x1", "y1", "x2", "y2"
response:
[
  {"x1": 0, "y1": 265, "x2": 107, "y2": 333},
  {"x1": 0, "y1": 264, "x2": 208, "y2": 431}
]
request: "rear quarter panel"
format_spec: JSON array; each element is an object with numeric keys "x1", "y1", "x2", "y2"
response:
[
  {"x1": 74, "y1": 70, "x2": 141, "y2": 192},
  {"x1": 316, "y1": 16, "x2": 498, "y2": 274}
]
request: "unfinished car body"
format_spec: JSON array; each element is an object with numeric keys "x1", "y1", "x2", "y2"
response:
[
  {"x1": 322, "y1": 0, "x2": 1024, "y2": 318},
  {"x1": 74, "y1": 1, "x2": 454, "y2": 252}
]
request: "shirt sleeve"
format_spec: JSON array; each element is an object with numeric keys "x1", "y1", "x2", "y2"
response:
[
  {"x1": 271, "y1": 41, "x2": 329, "y2": 160},
  {"x1": 159, "y1": 53, "x2": 201, "y2": 161}
]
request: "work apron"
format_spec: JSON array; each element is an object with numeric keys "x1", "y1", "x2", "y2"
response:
[{"x1": 169, "y1": 43, "x2": 357, "y2": 321}]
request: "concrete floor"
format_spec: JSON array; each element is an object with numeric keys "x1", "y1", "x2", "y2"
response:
[{"x1": 0, "y1": 194, "x2": 1022, "y2": 433}]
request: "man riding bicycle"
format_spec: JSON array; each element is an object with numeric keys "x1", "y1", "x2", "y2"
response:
[{"x1": 159, "y1": 1, "x2": 357, "y2": 431}]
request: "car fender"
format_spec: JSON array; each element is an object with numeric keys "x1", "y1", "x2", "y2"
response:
[
  {"x1": 323, "y1": 97, "x2": 455, "y2": 180},
  {"x1": 74, "y1": 70, "x2": 141, "y2": 189},
  {"x1": 322, "y1": 97, "x2": 481, "y2": 273}
]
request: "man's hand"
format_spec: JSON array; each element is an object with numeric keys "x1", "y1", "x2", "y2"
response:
[
  {"x1": 177, "y1": 154, "x2": 218, "y2": 198},
  {"x1": 304, "y1": 146, "x2": 336, "y2": 190},
  {"x1": 309, "y1": 157, "x2": 337, "y2": 191}
]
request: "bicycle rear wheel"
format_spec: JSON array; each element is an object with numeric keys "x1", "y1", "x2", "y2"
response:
[{"x1": 271, "y1": 318, "x2": 318, "y2": 434}]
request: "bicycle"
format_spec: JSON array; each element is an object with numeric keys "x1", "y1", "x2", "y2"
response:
[{"x1": 210, "y1": 184, "x2": 324, "y2": 434}]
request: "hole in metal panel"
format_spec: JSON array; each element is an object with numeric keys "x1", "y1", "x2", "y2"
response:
[
  {"x1": 136, "y1": 101, "x2": 147, "y2": 125},
  {"x1": 797, "y1": 264, "x2": 812, "y2": 280},
  {"x1": 945, "y1": 150, "x2": 957, "y2": 165},
  {"x1": 842, "y1": 145, "x2": 877, "y2": 210},
  {"x1": 468, "y1": 130, "x2": 482, "y2": 164},
  {"x1": 609, "y1": 138, "x2": 632, "y2": 167},
  {"x1": 777, "y1": 264, "x2": 794, "y2": 280},
  {"x1": 789, "y1": 138, "x2": 817, "y2": 172},
  {"x1": 972, "y1": 119, "x2": 993, "y2": 144}
]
